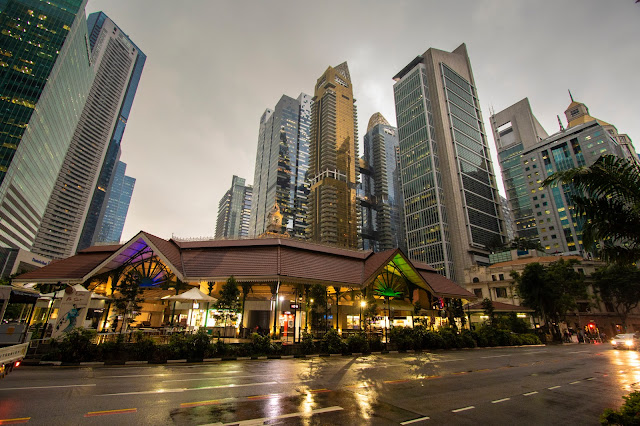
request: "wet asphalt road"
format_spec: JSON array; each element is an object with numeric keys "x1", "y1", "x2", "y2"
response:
[{"x1": 0, "y1": 343, "x2": 633, "y2": 425}]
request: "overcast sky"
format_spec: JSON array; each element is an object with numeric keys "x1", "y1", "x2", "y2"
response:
[{"x1": 85, "y1": 0, "x2": 640, "y2": 242}]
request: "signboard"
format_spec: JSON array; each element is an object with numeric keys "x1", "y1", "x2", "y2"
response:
[
  {"x1": 51, "y1": 286, "x2": 91, "y2": 339},
  {"x1": 290, "y1": 304, "x2": 300, "y2": 310}
]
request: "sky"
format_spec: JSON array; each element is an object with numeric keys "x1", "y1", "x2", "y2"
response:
[{"x1": 85, "y1": 0, "x2": 640, "y2": 242}]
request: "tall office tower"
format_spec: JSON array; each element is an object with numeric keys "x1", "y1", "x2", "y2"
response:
[
  {"x1": 490, "y1": 98, "x2": 549, "y2": 241},
  {"x1": 215, "y1": 175, "x2": 252, "y2": 239},
  {"x1": 94, "y1": 161, "x2": 135, "y2": 244},
  {"x1": 31, "y1": 12, "x2": 143, "y2": 259},
  {"x1": 0, "y1": 0, "x2": 94, "y2": 251},
  {"x1": 77, "y1": 12, "x2": 146, "y2": 251},
  {"x1": 500, "y1": 196, "x2": 516, "y2": 242},
  {"x1": 493, "y1": 96, "x2": 636, "y2": 254},
  {"x1": 393, "y1": 44, "x2": 505, "y2": 281},
  {"x1": 249, "y1": 93, "x2": 311, "y2": 238},
  {"x1": 360, "y1": 112, "x2": 405, "y2": 252},
  {"x1": 308, "y1": 62, "x2": 359, "y2": 248}
]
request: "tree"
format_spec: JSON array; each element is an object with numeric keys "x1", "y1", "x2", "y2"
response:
[
  {"x1": 309, "y1": 284, "x2": 328, "y2": 334},
  {"x1": 217, "y1": 276, "x2": 240, "y2": 337},
  {"x1": 240, "y1": 282, "x2": 252, "y2": 336},
  {"x1": 592, "y1": 264, "x2": 640, "y2": 332},
  {"x1": 113, "y1": 270, "x2": 145, "y2": 334},
  {"x1": 481, "y1": 298, "x2": 496, "y2": 327},
  {"x1": 511, "y1": 259, "x2": 587, "y2": 340},
  {"x1": 543, "y1": 155, "x2": 640, "y2": 264}
]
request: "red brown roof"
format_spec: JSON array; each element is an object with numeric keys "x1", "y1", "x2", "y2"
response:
[{"x1": 14, "y1": 231, "x2": 472, "y2": 299}]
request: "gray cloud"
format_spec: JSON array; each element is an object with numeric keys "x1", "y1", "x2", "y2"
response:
[{"x1": 85, "y1": 0, "x2": 640, "y2": 241}]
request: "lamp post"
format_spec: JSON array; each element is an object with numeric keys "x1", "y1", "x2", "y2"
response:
[{"x1": 360, "y1": 300, "x2": 366, "y2": 331}]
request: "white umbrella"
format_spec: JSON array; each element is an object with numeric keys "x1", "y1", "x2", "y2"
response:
[{"x1": 166, "y1": 287, "x2": 217, "y2": 302}]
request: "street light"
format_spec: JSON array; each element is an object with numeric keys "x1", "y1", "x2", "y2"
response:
[{"x1": 360, "y1": 300, "x2": 366, "y2": 330}]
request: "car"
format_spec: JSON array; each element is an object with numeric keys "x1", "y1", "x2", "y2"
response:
[{"x1": 610, "y1": 333, "x2": 640, "y2": 350}]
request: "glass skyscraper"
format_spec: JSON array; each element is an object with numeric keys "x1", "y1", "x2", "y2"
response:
[
  {"x1": 309, "y1": 62, "x2": 359, "y2": 248},
  {"x1": 215, "y1": 175, "x2": 252, "y2": 240},
  {"x1": 393, "y1": 44, "x2": 504, "y2": 281},
  {"x1": 95, "y1": 161, "x2": 135, "y2": 244},
  {"x1": 360, "y1": 112, "x2": 405, "y2": 253},
  {"x1": 31, "y1": 11, "x2": 144, "y2": 259},
  {"x1": 0, "y1": 0, "x2": 94, "y2": 251},
  {"x1": 77, "y1": 11, "x2": 146, "y2": 251},
  {"x1": 249, "y1": 93, "x2": 311, "y2": 238}
]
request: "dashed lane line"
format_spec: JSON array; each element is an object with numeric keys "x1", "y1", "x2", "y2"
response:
[
  {"x1": 451, "y1": 406, "x2": 475, "y2": 413},
  {"x1": 548, "y1": 386, "x2": 561, "y2": 390},
  {"x1": 0, "y1": 384, "x2": 96, "y2": 391},
  {"x1": 481, "y1": 354, "x2": 510, "y2": 359},
  {"x1": 492, "y1": 398, "x2": 511, "y2": 404},
  {"x1": 523, "y1": 391, "x2": 538, "y2": 396},
  {"x1": 0, "y1": 418, "x2": 30, "y2": 425},
  {"x1": 570, "y1": 380, "x2": 582, "y2": 384},
  {"x1": 400, "y1": 416, "x2": 430, "y2": 424},
  {"x1": 97, "y1": 381, "x2": 279, "y2": 396}
]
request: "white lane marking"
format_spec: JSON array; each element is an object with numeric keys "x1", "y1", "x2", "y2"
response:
[
  {"x1": 162, "y1": 374, "x2": 275, "y2": 383},
  {"x1": 452, "y1": 406, "x2": 475, "y2": 413},
  {"x1": 570, "y1": 381, "x2": 582, "y2": 385},
  {"x1": 208, "y1": 406, "x2": 344, "y2": 425},
  {"x1": 548, "y1": 386, "x2": 561, "y2": 390},
  {"x1": 0, "y1": 383, "x2": 97, "y2": 391},
  {"x1": 105, "y1": 370, "x2": 250, "y2": 379},
  {"x1": 569, "y1": 350, "x2": 589, "y2": 354},
  {"x1": 481, "y1": 354, "x2": 510, "y2": 359},
  {"x1": 492, "y1": 398, "x2": 511, "y2": 404},
  {"x1": 434, "y1": 358, "x2": 464, "y2": 363},
  {"x1": 400, "y1": 416, "x2": 430, "y2": 424},
  {"x1": 98, "y1": 381, "x2": 278, "y2": 396},
  {"x1": 523, "y1": 391, "x2": 538, "y2": 396},
  {"x1": 587, "y1": 377, "x2": 596, "y2": 381}
]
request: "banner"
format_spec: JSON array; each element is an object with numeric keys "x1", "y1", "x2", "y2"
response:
[{"x1": 51, "y1": 286, "x2": 91, "y2": 339}]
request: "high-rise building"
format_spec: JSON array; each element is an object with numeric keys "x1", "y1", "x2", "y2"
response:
[
  {"x1": 215, "y1": 175, "x2": 252, "y2": 239},
  {"x1": 490, "y1": 98, "x2": 549, "y2": 241},
  {"x1": 308, "y1": 62, "x2": 359, "y2": 248},
  {"x1": 500, "y1": 195, "x2": 516, "y2": 242},
  {"x1": 393, "y1": 44, "x2": 505, "y2": 281},
  {"x1": 249, "y1": 93, "x2": 311, "y2": 238},
  {"x1": 30, "y1": 12, "x2": 143, "y2": 259},
  {"x1": 0, "y1": 0, "x2": 94, "y2": 251},
  {"x1": 360, "y1": 112, "x2": 405, "y2": 252},
  {"x1": 77, "y1": 12, "x2": 146, "y2": 251},
  {"x1": 94, "y1": 161, "x2": 135, "y2": 244},
  {"x1": 493, "y1": 96, "x2": 637, "y2": 254}
]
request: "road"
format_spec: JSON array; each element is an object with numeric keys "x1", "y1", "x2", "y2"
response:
[{"x1": 0, "y1": 344, "x2": 633, "y2": 425}]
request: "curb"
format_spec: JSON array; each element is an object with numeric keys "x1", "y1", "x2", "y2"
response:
[
  {"x1": 167, "y1": 359, "x2": 187, "y2": 364},
  {"x1": 80, "y1": 361, "x2": 105, "y2": 366},
  {"x1": 125, "y1": 360, "x2": 148, "y2": 365},
  {"x1": 203, "y1": 358, "x2": 221, "y2": 362}
]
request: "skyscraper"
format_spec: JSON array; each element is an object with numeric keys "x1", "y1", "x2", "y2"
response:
[
  {"x1": 308, "y1": 62, "x2": 359, "y2": 248},
  {"x1": 393, "y1": 44, "x2": 505, "y2": 281},
  {"x1": 215, "y1": 175, "x2": 252, "y2": 240},
  {"x1": 77, "y1": 12, "x2": 146, "y2": 251},
  {"x1": 490, "y1": 98, "x2": 549, "y2": 241},
  {"x1": 95, "y1": 161, "x2": 135, "y2": 244},
  {"x1": 360, "y1": 112, "x2": 405, "y2": 252},
  {"x1": 31, "y1": 12, "x2": 144, "y2": 259},
  {"x1": 493, "y1": 96, "x2": 637, "y2": 254},
  {"x1": 0, "y1": 0, "x2": 94, "y2": 251},
  {"x1": 249, "y1": 93, "x2": 311, "y2": 238}
]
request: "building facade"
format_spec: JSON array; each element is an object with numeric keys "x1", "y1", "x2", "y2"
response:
[
  {"x1": 31, "y1": 12, "x2": 143, "y2": 259},
  {"x1": 94, "y1": 161, "x2": 135, "y2": 244},
  {"x1": 77, "y1": 12, "x2": 146, "y2": 251},
  {"x1": 249, "y1": 93, "x2": 311, "y2": 238},
  {"x1": 392, "y1": 44, "x2": 505, "y2": 282},
  {"x1": 490, "y1": 98, "x2": 549, "y2": 241},
  {"x1": 0, "y1": 0, "x2": 94, "y2": 251},
  {"x1": 308, "y1": 62, "x2": 359, "y2": 248},
  {"x1": 492, "y1": 97, "x2": 637, "y2": 254},
  {"x1": 360, "y1": 112, "x2": 405, "y2": 253},
  {"x1": 215, "y1": 175, "x2": 252, "y2": 239}
]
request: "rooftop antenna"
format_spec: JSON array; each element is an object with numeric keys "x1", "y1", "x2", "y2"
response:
[
  {"x1": 557, "y1": 115, "x2": 565, "y2": 131},
  {"x1": 568, "y1": 89, "x2": 574, "y2": 102}
]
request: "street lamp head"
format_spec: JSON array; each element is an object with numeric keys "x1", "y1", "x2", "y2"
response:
[
  {"x1": 360, "y1": 301, "x2": 367, "y2": 307},
  {"x1": 279, "y1": 296, "x2": 284, "y2": 301},
  {"x1": 310, "y1": 298, "x2": 314, "y2": 303}
]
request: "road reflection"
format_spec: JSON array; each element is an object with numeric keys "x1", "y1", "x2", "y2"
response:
[{"x1": 610, "y1": 349, "x2": 640, "y2": 391}]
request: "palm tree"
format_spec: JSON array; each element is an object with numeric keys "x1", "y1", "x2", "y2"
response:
[{"x1": 543, "y1": 155, "x2": 640, "y2": 264}]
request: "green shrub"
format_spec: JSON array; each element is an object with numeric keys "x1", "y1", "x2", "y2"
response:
[
  {"x1": 438, "y1": 328, "x2": 462, "y2": 349},
  {"x1": 346, "y1": 332, "x2": 370, "y2": 353},
  {"x1": 320, "y1": 329, "x2": 346, "y2": 354},
  {"x1": 251, "y1": 333, "x2": 273, "y2": 355},
  {"x1": 601, "y1": 391, "x2": 640, "y2": 425},
  {"x1": 187, "y1": 330, "x2": 212, "y2": 359},
  {"x1": 301, "y1": 331, "x2": 314, "y2": 354},
  {"x1": 422, "y1": 331, "x2": 445, "y2": 349},
  {"x1": 460, "y1": 330, "x2": 477, "y2": 348},
  {"x1": 55, "y1": 328, "x2": 97, "y2": 362},
  {"x1": 168, "y1": 333, "x2": 188, "y2": 359},
  {"x1": 131, "y1": 331, "x2": 155, "y2": 361},
  {"x1": 389, "y1": 327, "x2": 414, "y2": 350},
  {"x1": 369, "y1": 334, "x2": 384, "y2": 351}
]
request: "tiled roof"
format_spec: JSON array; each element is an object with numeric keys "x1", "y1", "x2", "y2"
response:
[
  {"x1": 14, "y1": 233, "x2": 471, "y2": 300},
  {"x1": 14, "y1": 251, "x2": 115, "y2": 283},
  {"x1": 418, "y1": 270, "x2": 476, "y2": 299}
]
